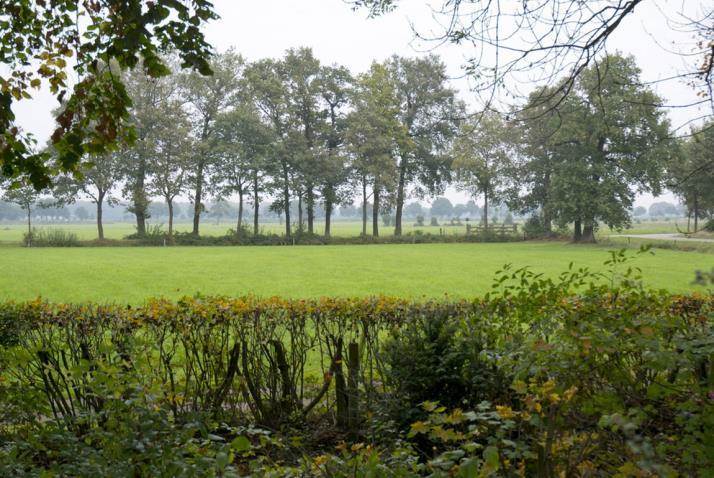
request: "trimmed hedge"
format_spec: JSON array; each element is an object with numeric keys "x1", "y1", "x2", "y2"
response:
[{"x1": 1, "y1": 262, "x2": 712, "y2": 475}]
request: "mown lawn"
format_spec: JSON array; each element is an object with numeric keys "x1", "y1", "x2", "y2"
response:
[{"x1": 1, "y1": 242, "x2": 710, "y2": 303}]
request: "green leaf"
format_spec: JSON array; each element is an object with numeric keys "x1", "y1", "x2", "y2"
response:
[
  {"x1": 230, "y1": 435, "x2": 251, "y2": 452},
  {"x1": 483, "y1": 446, "x2": 499, "y2": 470}
]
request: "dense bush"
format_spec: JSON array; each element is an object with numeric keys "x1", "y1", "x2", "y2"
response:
[
  {"x1": 383, "y1": 313, "x2": 508, "y2": 425},
  {"x1": 523, "y1": 215, "x2": 546, "y2": 238},
  {"x1": 0, "y1": 252, "x2": 712, "y2": 475}
]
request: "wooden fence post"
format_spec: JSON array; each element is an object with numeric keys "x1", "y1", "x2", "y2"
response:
[
  {"x1": 347, "y1": 342, "x2": 360, "y2": 433},
  {"x1": 334, "y1": 338, "x2": 348, "y2": 428}
]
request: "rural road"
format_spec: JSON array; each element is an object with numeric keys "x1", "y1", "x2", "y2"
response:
[{"x1": 613, "y1": 233, "x2": 714, "y2": 243}]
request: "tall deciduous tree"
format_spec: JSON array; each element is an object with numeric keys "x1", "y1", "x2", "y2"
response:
[
  {"x1": 146, "y1": 104, "x2": 193, "y2": 239},
  {"x1": 318, "y1": 65, "x2": 353, "y2": 237},
  {"x1": 670, "y1": 122, "x2": 714, "y2": 232},
  {"x1": 509, "y1": 55, "x2": 672, "y2": 242},
  {"x1": 120, "y1": 65, "x2": 179, "y2": 236},
  {"x1": 212, "y1": 106, "x2": 273, "y2": 234},
  {"x1": 245, "y1": 59, "x2": 293, "y2": 237},
  {"x1": 388, "y1": 55, "x2": 459, "y2": 235},
  {"x1": 507, "y1": 85, "x2": 566, "y2": 235},
  {"x1": 346, "y1": 63, "x2": 406, "y2": 236},
  {"x1": 283, "y1": 48, "x2": 324, "y2": 234},
  {"x1": 549, "y1": 55, "x2": 671, "y2": 242},
  {"x1": 180, "y1": 51, "x2": 244, "y2": 235}
]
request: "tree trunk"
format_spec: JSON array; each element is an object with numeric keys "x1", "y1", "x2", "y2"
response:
[
  {"x1": 297, "y1": 193, "x2": 303, "y2": 231},
  {"x1": 325, "y1": 198, "x2": 333, "y2": 238},
  {"x1": 372, "y1": 186, "x2": 380, "y2": 237},
  {"x1": 96, "y1": 192, "x2": 105, "y2": 240},
  {"x1": 192, "y1": 159, "x2": 204, "y2": 236},
  {"x1": 135, "y1": 206, "x2": 146, "y2": 236},
  {"x1": 192, "y1": 119, "x2": 212, "y2": 237},
  {"x1": 134, "y1": 164, "x2": 147, "y2": 237},
  {"x1": 26, "y1": 205, "x2": 32, "y2": 239},
  {"x1": 237, "y1": 191, "x2": 244, "y2": 233},
  {"x1": 134, "y1": 187, "x2": 149, "y2": 237},
  {"x1": 573, "y1": 219, "x2": 582, "y2": 242},
  {"x1": 483, "y1": 190, "x2": 489, "y2": 230},
  {"x1": 394, "y1": 157, "x2": 407, "y2": 236},
  {"x1": 581, "y1": 223, "x2": 596, "y2": 243},
  {"x1": 694, "y1": 194, "x2": 699, "y2": 233},
  {"x1": 361, "y1": 176, "x2": 367, "y2": 236},
  {"x1": 306, "y1": 186, "x2": 314, "y2": 234},
  {"x1": 543, "y1": 211, "x2": 552, "y2": 235},
  {"x1": 347, "y1": 342, "x2": 360, "y2": 433},
  {"x1": 543, "y1": 166, "x2": 552, "y2": 234},
  {"x1": 282, "y1": 165, "x2": 291, "y2": 238},
  {"x1": 167, "y1": 199, "x2": 174, "y2": 238},
  {"x1": 253, "y1": 175, "x2": 260, "y2": 236}
]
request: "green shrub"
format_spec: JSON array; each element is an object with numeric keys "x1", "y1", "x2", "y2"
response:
[
  {"x1": 383, "y1": 314, "x2": 508, "y2": 424},
  {"x1": 22, "y1": 228, "x2": 79, "y2": 247},
  {"x1": 523, "y1": 215, "x2": 545, "y2": 237},
  {"x1": 124, "y1": 224, "x2": 168, "y2": 245}
]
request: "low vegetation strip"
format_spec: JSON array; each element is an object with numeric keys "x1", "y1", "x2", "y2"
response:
[
  {"x1": 1, "y1": 258, "x2": 712, "y2": 476},
  {"x1": 20, "y1": 228, "x2": 525, "y2": 247}
]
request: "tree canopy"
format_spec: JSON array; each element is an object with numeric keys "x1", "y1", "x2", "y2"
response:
[{"x1": 0, "y1": 0, "x2": 216, "y2": 189}]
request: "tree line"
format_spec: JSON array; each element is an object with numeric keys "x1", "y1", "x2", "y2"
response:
[{"x1": 2, "y1": 49, "x2": 712, "y2": 242}]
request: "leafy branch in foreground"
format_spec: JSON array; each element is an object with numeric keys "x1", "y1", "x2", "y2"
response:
[{"x1": 0, "y1": 0, "x2": 217, "y2": 189}]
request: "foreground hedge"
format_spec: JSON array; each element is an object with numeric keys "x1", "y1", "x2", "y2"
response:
[{"x1": 0, "y1": 260, "x2": 712, "y2": 476}]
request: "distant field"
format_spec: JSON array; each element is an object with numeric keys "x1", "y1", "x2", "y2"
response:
[
  {"x1": 0, "y1": 242, "x2": 710, "y2": 304},
  {"x1": 603, "y1": 219, "x2": 689, "y2": 236},
  {"x1": 0, "y1": 217, "x2": 689, "y2": 244}
]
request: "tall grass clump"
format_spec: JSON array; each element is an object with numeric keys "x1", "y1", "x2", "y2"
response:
[{"x1": 22, "y1": 228, "x2": 79, "y2": 247}]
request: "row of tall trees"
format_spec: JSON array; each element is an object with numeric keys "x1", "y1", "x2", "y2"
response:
[
  {"x1": 4, "y1": 50, "x2": 711, "y2": 242},
  {"x1": 42, "y1": 48, "x2": 462, "y2": 240}
]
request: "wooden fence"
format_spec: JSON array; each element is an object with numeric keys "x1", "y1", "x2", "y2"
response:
[{"x1": 466, "y1": 224, "x2": 519, "y2": 235}]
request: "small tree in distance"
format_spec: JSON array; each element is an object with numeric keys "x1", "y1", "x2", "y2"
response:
[
  {"x1": 451, "y1": 112, "x2": 510, "y2": 230},
  {"x1": 429, "y1": 197, "x2": 453, "y2": 218},
  {"x1": 53, "y1": 154, "x2": 122, "y2": 240},
  {"x1": 2, "y1": 184, "x2": 42, "y2": 242}
]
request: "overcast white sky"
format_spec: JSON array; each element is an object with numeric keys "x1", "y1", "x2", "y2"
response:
[{"x1": 14, "y1": 0, "x2": 712, "y2": 207}]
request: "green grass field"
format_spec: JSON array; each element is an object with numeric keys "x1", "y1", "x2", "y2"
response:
[{"x1": 1, "y1": 242, "x2": 710, "y2": 304}]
